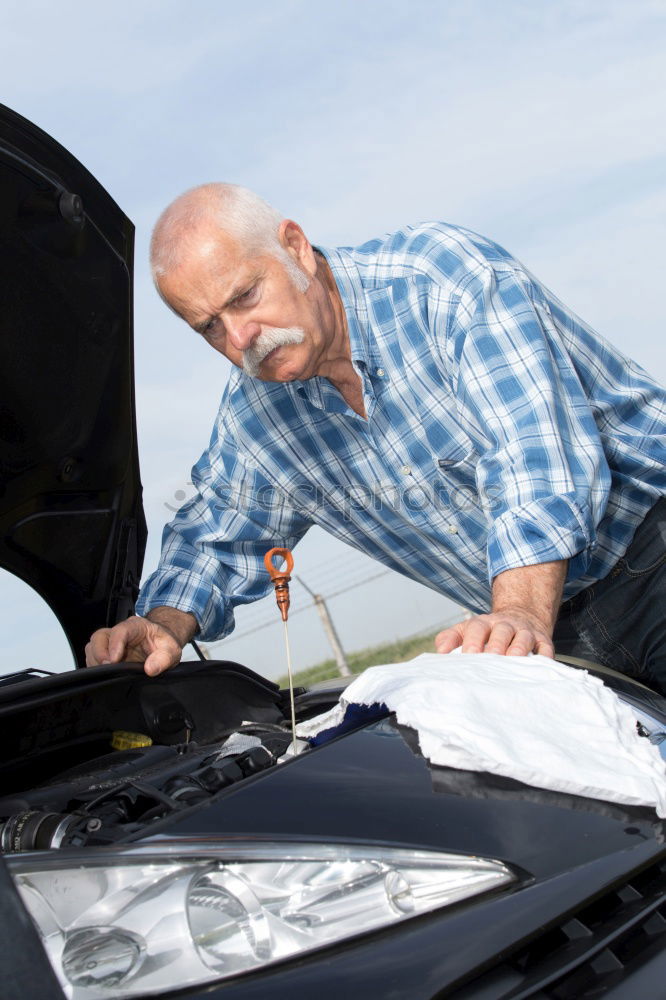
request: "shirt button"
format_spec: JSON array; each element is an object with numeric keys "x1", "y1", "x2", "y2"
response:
[
  {"x1": 448, "y1": 524, "x2": 459, "y2": 534},
  {"x1": 376, "y1": 368, "x2": 385, "y2": 377},
  {"x1": 401, "y1": 465, "x2": 412, "y2": 476}
]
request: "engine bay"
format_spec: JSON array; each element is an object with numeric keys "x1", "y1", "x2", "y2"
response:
[{"x1": 0, "y1": 661, "x2": 316, "y2": 853}]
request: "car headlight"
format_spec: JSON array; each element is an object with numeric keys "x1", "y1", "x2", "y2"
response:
[{"x1": 9, "y1": 842, "x2": 517, "y2": 998}]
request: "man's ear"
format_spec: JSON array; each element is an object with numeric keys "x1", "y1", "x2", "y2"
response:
[{"x1": 279, "y1": 219, "x2": 317, "y2": 277}]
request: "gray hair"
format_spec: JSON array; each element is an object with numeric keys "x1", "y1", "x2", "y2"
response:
[{"x1": 150, "y1": 183, "x2": 309, "y2": 292}]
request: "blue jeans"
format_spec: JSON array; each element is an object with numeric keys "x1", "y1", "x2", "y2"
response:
[{"x1": 553, "y1": 497, "x2": 666, "y2": 695}]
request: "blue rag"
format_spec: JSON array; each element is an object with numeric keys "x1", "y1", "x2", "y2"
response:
[{"x1": 307, "y1": 701, "x2": 389, "y2": 746}]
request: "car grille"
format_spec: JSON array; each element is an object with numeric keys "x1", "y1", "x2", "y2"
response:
[{"x1": 453, "y1": 855, "x2": 666, "y2": 998}]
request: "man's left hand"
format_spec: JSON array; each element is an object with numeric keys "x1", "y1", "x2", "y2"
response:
[
  {"x1": 434, "y1": 559, "x2": 568, "y2": 658},
  {"x1": 435, "y1": 609, "x2": 554, "y2": 657}
]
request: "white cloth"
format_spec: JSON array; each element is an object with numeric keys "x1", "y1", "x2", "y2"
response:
[{"x1": 296, "y1": 653, "x2": 666, "y2": 818}]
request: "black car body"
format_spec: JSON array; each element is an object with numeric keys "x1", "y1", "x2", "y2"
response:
[{"x1": 1, "y1": 105, "x2": 665, "y2": 1000}]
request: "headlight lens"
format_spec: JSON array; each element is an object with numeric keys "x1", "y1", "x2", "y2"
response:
[{"x1": 10, "y1": 843, "x2": 516, "y2": 998}]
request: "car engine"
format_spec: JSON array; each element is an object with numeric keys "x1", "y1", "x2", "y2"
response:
[{"x1": 0, "y1": 661, "x2": 309, "y2": 852}]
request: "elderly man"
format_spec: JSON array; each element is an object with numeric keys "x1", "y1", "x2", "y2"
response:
[{"x1": 86, "y1": 184, "x2": 666, "y2": 690}]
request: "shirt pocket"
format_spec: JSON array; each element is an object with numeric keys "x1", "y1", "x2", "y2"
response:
[
  {"x1": 432, "y1": 429, "x2": 476, "y2": 471},
  {"x1": 430, "y1": 435, "x2": 479, "y2": 511},
  {"x1": 435, "y1": 439, "x2": 474, "y2": 470}
]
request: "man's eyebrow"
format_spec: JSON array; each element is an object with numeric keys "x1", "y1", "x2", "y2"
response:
[
  {"x1": 192, "y1": 310, "x2": 218, "y2": 335},
  {"x1": 225, "y1": 271, "x2": 263, "y2": 308},
  {"x1": 191, "y1": 292, "x2": 241, "y2": 334},
  {"x1": 194, "y1": 275, "x2": 262, "y2": 333},
  {"x1": 224, "y1": 283, "x2": 252, "y2": 308}
]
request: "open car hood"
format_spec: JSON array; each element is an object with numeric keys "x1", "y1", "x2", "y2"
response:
[
  {"x1": 0, "y1": 105, "x2": 146, "y2": 666},
  {"x1": 0, "y1": 660, "x2": 664, "y2": 999}
]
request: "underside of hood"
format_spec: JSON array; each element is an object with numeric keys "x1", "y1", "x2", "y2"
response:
[{"x1": 0, "y1": 104, "x2": 146, "y2": 665}]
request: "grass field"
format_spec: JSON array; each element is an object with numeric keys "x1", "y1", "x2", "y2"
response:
[{"x1": 277, "y1": 627, "x2": 439, "y2": 688}]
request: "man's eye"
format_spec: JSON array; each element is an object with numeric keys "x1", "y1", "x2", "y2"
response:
[
  {"x1": 202, "y1": 318, "x2": 221, "y2": 338},
  {"x1": 238, "y1": 285, "x2": 258, "y2": 305}
]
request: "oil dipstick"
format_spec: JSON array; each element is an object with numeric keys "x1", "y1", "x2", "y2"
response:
[{"x1": 264, "y1": 547, "x2": 298, "y2": 751}]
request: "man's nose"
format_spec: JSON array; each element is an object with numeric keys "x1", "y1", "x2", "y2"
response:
[{"x1": 226, "y1": 320, "x2": 262, "y2": 352}]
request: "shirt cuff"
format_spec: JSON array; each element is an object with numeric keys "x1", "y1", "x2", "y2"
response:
[
  {"x1": 486, "y1": 494, "x2": 597, "y2": 584},
  {"x1": 136, "y1": 570, "x2": 234, "y2": 642}
]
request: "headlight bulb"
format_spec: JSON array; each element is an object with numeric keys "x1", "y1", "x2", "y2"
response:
[
  {"x1": 187, "y1": 868, "x2": 272, "y2": 971},
  {"x1": 62, "y1": 927, "x2": 146, "y2": 989}
]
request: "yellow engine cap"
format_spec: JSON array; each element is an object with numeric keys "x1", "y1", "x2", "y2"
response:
[{"x1": 111, "y1": 731, "x2": 153, "y2": 750}]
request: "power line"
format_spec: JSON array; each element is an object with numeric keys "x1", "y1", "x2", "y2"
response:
[
  {"x1": 216, "y1": 568, "x2": 392, "y2": 639},
  {"x1": 208, "y1": 568, "x2": 392, "y2": 645},
  {"x1": 287, "y1": 550, "x2": 386, "y2": 594},
  {"x1": 286, "y1": 562, "x2": 373, "y2": 597},
  {"x1": 207, "y1": 608, "x2": 465, "y2": 659},
  {"x1": 325, "y1": 569, "x2": 391, "y2": 602},
  {"x1": 218, "y1": 563, "x2": 374, "y2": 636}
]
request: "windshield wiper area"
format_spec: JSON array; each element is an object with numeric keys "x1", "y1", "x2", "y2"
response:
[{"x1": 0, "y1": 669, "x2": 55, "y2": 688}]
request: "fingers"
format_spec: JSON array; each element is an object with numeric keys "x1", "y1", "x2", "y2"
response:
[
  {"x1": 457, "y1": 621, "x2": 487, "y2": 653},
  {"x1": 435, "y1": 614, "x2": 553, "y2": 657},
  {"x1": 535, "y1": 637, "x2": 555, "y2": 659},
  {"x1": 86, "y1": 620, "x2": 144, "y2": 666},
  {"x1": 85, "y1": 628, "x2": 112, "y2": 666},
  {"x1": 144, "y1": 645, "x2": 181, "y2": 677},
  {"x1": 85, "y1": 625, "x2": 141, "y2": 666},
  {"x1": 85, "y1": 617, "x2": 183, "y2": 675},
  {"x1": 106, "y1": 616, "x2": 148, "y2": 662},
  {"x1": 143, "y1": 649, "x2": 180, "y2": 677},
  {"x1": 474, "y1": 620, "x2": 516, "y2": 655},
  {"x1": 435, "y1": 624, "x2": 464, "y2": 654},
  {"x1": 506, "y1": 628, "x2": 538, "y2": 656}
]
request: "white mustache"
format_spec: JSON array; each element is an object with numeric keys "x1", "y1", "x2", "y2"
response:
[{"x1": 242, "y1": 326, "x2": 306, "y2": 377}]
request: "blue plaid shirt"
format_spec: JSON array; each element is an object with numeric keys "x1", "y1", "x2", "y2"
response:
[{"x1": 137, "y1": 223, "x2": 666, "y2": 641}]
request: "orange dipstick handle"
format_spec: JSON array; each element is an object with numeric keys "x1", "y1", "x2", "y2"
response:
[{"x1": 264, "y1": 547, "x2": 294, "y2": 622}]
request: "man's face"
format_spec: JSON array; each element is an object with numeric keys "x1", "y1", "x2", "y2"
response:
[{"x1": 158, "y1": 222, "x2": 331, "y2": 383}]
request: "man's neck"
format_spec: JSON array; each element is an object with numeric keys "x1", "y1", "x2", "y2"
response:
[{"x1": 313, "y1": 251, "x2": 366, "y2": 418}]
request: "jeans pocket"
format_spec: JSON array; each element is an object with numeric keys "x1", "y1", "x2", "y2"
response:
[{"x1": 622, "y1": 499, "x2": 666, "y2": 576}]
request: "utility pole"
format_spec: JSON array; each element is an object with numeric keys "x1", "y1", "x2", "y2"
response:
[{"x1": 296, "y1": 576, "x2": 351, "y2": 677}]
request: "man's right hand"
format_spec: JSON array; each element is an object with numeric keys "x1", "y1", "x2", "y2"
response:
[{"x1": 85, "y1": 609, "x2": 198, "y2": 676}]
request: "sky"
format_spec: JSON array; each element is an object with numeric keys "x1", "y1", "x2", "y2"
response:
[{"x1": 0, "y1": 0, "x2": 665, "y2": 678}]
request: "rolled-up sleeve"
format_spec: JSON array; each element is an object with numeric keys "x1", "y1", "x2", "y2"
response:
[
  {"x1": 444, "y1": 266, "x2": 611, "y2": 584},
  {"x1": 136, "y1": 413, "x2": 311, "y2": 641}
]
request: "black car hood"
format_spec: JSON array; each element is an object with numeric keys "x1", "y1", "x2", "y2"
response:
[
  {"x1": 0, "y1": 662, "x2": 664, "y2": 1000},
  {"x1": 0, "y1": 105, "x2": 146, "y2": 665},
  {"x1": 153, "y1": 714, "x2": 665, "y2": 878}
]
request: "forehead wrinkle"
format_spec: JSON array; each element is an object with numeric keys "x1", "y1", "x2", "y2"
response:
[
  {"x1": 163, "y1": 247, "x2": 233, "y2": 321},
  {"x1": 159, "y1": 267, "x2": 224, "y2": 328},
  {"x1": 190, "y1": 268, "x2": 264, "y2": 334},
  {"x1": 159, "y1": 230, "x2": 269, "y2": 329}
]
